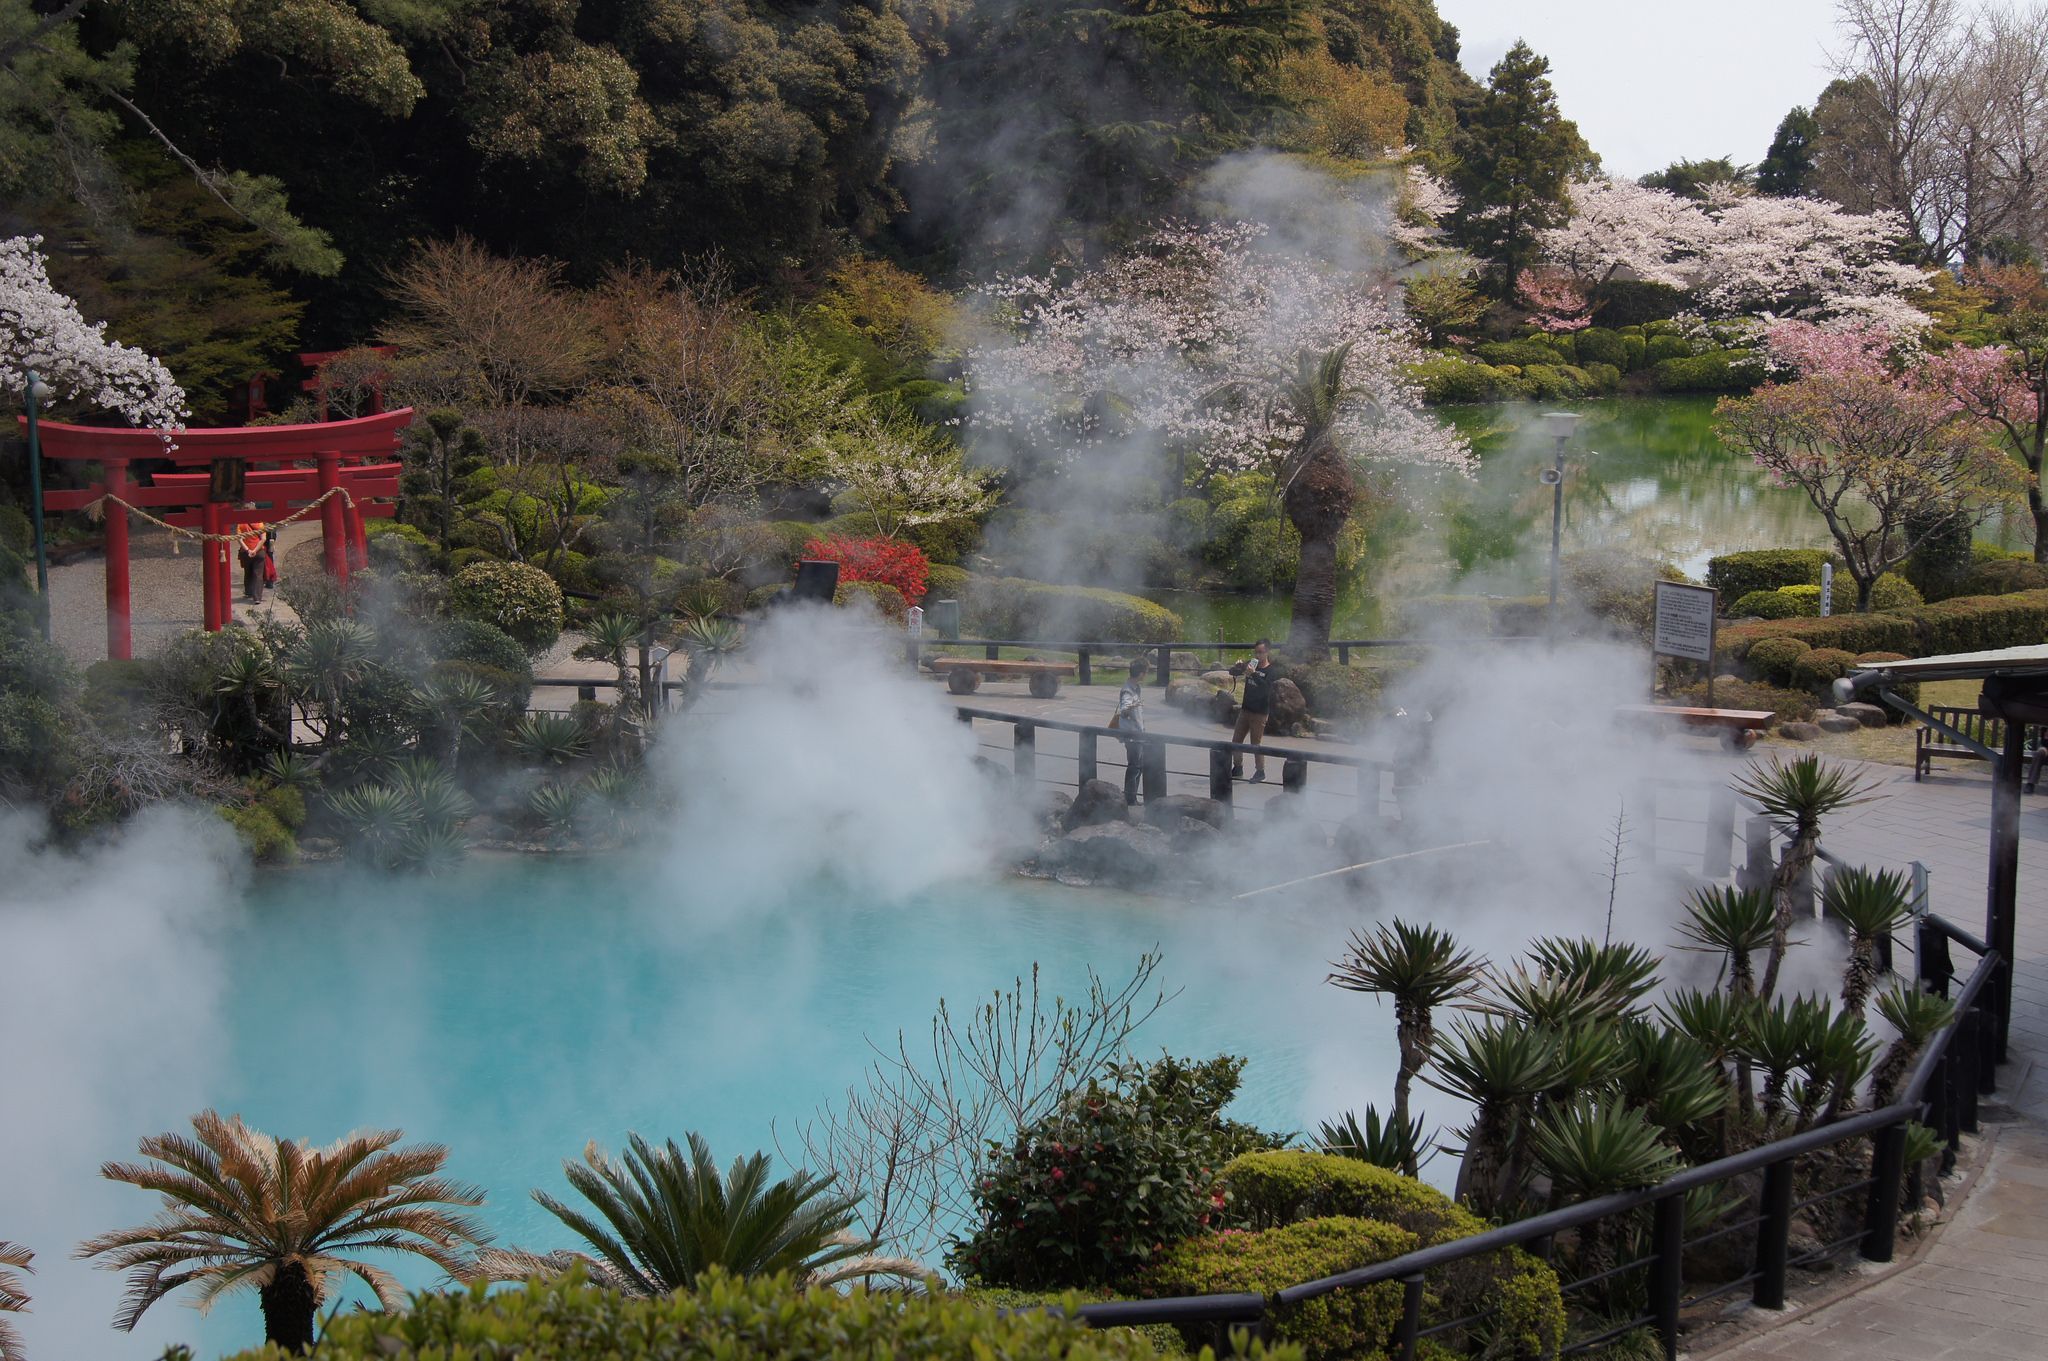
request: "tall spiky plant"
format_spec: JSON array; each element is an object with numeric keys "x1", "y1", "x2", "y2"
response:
[
  {"x1": 1526, "y1": 938, "x2": 1661, "y2": 1018},
  {"x1": 77, "y1": 1112, "x2": 487, "y2": 1352},
  {"x1": 1821, "y1": 867, "x2": 1916, "y2": 1015},
  {"x1": 1740, "y1": 995, "x2": 1829, "y2": 1128},
  {"x1": 1328, "y1": 920, "x2": 1485, "y2": 1174},
  {"x1": 1733, "y1": 756, "x2": 1879, "y2": 1001},
  {"x1": 0, "y1": 1241, "x2": 30, "y2": 1361},
  {"x1": 1424, "y1": 1016, "x2": 1557, "y2": 1215},
  {"x1": 475, "y1": 1132, "x2": 926, "y2": 1295},
  {"x1": 576, "y1": 613, "x2": 644, "y2": 734},
  {"x1": 1676, "y1": 886, "x2": 1777, "y2": 999},
  {"x1": 1317, "y1": 1107, "x2": 1434, "y2": 1173},
  {"x1": 1529, "y1": 1099, "x2": 1679, "y2": 1301},
  {"x1": 1871, "y1": 985, "x2": 1957, "y2": 1107},
  {"x1": 1659, "y1": 986, "x2": 1759, "y2": 1136}
]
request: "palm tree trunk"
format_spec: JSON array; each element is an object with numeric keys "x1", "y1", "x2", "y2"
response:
[
  {"x1": 1282, "y1": 450, "x2": 1352, "y2": 660},
  {"x1": 260, "y1": 1259, "x2": 318, "y2": 1352},
  {"x1": 1757, "y1": 830, "x2": 1816, "y2": 1001}
]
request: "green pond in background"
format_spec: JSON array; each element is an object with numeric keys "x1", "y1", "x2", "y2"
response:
[{"x1": 1146, "y1": 395, "x2": 2035, "y2": 643}]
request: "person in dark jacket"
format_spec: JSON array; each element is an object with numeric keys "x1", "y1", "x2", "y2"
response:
[
  {"x1": 1229, "y1": 638, "x2": 1274, "y2": 782},
  {"x1": 1114, "y1": 658, "x2": 1147, "y2": 805}
]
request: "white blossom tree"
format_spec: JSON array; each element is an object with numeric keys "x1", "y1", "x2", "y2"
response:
[
  {"x1": 1539, "y1": 177, "x2": 1706, "y2": 291},
  {"x1": 823, "y1": 422, "x2": 996, "y2": 540},
  {"x1": 1691, "y1": 195, "x2": 1932, "y2": 319},
  {"x1": 2, "y1": 235, "x2": 186, "y2": 430},
  {"x1": 966, "y1": 220, "x2": 1469, "y2": 653}
]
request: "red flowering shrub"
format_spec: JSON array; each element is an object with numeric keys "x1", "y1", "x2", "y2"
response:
[{"x1": 802, "y1": 535, "x2": 930, "y2": 603}]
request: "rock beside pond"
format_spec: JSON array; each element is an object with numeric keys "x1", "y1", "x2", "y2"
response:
[
  {"x1": 1270, "y1": 677, "x2": 1308, "y2": 733},
  {"x1": 1047, "y1": 820, "x2": 1173, "y2": 886},
  {"x1": 1816, "y1": 712, "x2": 1862, "y2": 734},
  {"x1": 1839, "y1": 701, "x2": 1889, "y2": 728},
  {"x1": 1064, "y1": 778, "x2": 1130, "y2": 829},
  {"x1": 1144, "y1": 794, "x2": 1228, "y2": 832},
  {"x1": 1039, "y1": 789, "x2": 1074, "y2": 833},
  {"x1": 1778, "y1": 720, "x2": 1822, "y2": 741}
]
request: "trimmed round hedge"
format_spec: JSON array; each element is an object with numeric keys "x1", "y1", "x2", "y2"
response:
[
  {"x1": 1789, "y1": 647, "x2": 1858, "y2": 694},
  {"x1": 1743, "y1": 637, "x2": 1812, "y2": 685},
  {"x1": 834, "y1": 579, "x2": 909, "y2": 622},
  {"x1": 226, "y1": 1270, "x2": 1189, "y2": 1361},
  {"x1": 448, "y1": 560, "x2": 564, "y2": 653},
  {"x1": 1706, "y1": 550, "x2": 1831, "y2": 602}
]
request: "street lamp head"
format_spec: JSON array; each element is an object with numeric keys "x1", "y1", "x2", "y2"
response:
[
  {"x1": 25, "y1": 372, "x2": 51, "y2": 405},
  {"x1": 1541, "y1": 410, "x2": 1581, "y2": 441}
]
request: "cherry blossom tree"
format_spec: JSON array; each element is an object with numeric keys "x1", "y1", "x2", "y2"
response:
[
  {"x1": 2, "y1": 235, "x2": 186, "y2": 431},
  {"x1": 1391, "y1": 163, "x2": 1460, "y2": 258},
  {"x1": 1923, "y1": 266, "x2": 2048, "y2": 560},
  {"x1": 1691, "y1": 195, "x2": 1931, "y2": 320},
  {"x1": 1515, "y1": 268, "x2": 1593, "y2": 333},
  {"x1": 966, "y1": 220, "x2": 1468, "y2": 652},
  {"x1": 1718, "y1": 371, "x2": 2024, "y2": 608},
  {"x1": 1539, "y1": 177, "x2": 1705, "y2": 291},
  {"x1": 823, "y1": 422, "x2": 996, "y2": 540}
]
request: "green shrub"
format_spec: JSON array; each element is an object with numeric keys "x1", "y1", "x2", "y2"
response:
[
  {"x1": 1869, "y1": 573, "x2": 1924, "y2": 612},
  {"x1": 257, "y1": 782, "x2": 308, "y2": 831},
  {"x1": 1673, "y1": 678, "x2": 1815, "y2": 721},
  {"x1": 1475, "y1": 338, "x2": 1563, "y2": 367},
  {"x1": 447, "y1": 546, "x2": 499, "y2": 572},
  {"x1": 922, "y1": 563, "x2": 972, "y2": 607},
  {"x1": 949, "y1": 1056, "x2": 1278, "y2": 1291},
  {"x1": 1620, "y1": 334, "x2": 1648, "y2": 370},
  {"x1": 1732, "y1": 586, "x2": 1818, "y2": 620},
  {"x1": 1959, "y1": 558, "x2": 2048, "y2": 596},
  {"x1": 1407, "y1": 356, "x2": 1520, "y2": 404},
  {"x1": 1743, "y1": 637, "x2": 1812, "y2": 685},
  {"x1": 961, "y1": 577, "x2": 1182, "y2": 643},
  {"x1": 1714, "y1": 611, "x2": 1920, "y2": 667},
  {"x1": 1645, "y1": 334, "x2": 1693, "y2": 364},
  {"x1": 1288, "y1": 663, "x2": 1380, "y2": 728},
  {"x1": 834, "y1": 579, "x2": 908, "y2": 622},
  {"x1": 1790, "y1": 647, "x2": 1858, "y2": 694},
  {"x1": 545, "y1": 549, "x2": 601, "y2": 595},
  {"x1": 1582, "y1": 360, "x2": 1623, "y2": 392},
  {"x1": 1901, "y1": 511, "x2": 1977, "y2": 601},
  {"x1": 1573, "y1": 328, "x2": 1629, "y2": 368},
  {"x1": 448, "y1": 560, "x2": 564, "y2": 653},
  {"x1": 746, "y1": 583, "x2": 790, "y2": 610},
  {"x1": 218, "y1": 801, "x2": 296, "y2": 864},
  {"x1": 904, "y1": 515, "x2": 983, "y2": 565},
  {"x1": 960, "y1": 1288, "x2": 1188, "y2": 1358},
  {"x1": 437, "y1": 619, "x2": 535, "y2": 691},
  {"x1": 229, "y1": 1270, "x2": 1191, "y2": 1361},
  {"x1": 1218, "y1": 1154, "x2": 1564, "y2": 1360},
  {"x1": 1143, "y1": 1219, "x2": 1410, "y2": 1360},
  {"x1": 1707, "y1": 550, "x2": 1831, "y2": 602},
  {"x1": 1600, "y1": 280, "x2": 1689, "y2": 327},
  {"x1": 0, "y1": 505, "x2": 31, "y2": 554},
  {"x1": 1653, "y1": 352, "x2": 1757, "y2": 393},
  {"x1": 1912, "y1": 589, "x2": 2048, "y2": 654}
]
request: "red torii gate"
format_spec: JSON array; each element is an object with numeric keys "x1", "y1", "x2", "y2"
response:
[{"x1": 21, "y1": 410, "x2": 411, "y2": 660}]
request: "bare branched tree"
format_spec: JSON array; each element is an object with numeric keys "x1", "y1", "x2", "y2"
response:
[{"x1": 779, "y1": 955, "x2": 1175, "y2": 1267}]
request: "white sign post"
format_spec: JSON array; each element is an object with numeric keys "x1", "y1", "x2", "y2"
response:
[
  {"x1": 1653, "y1": 581, "x2": 1719, "y2": 707},
  {"x1": 1820, "y1": 562, "x2": 1834, "y2": 618}
]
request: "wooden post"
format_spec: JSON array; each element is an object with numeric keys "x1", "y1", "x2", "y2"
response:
[
  {"x1": 1282, "y1": 756, "x2": 1307, "y2": 794},
  {"x1": 1987, "y1": 734, "x2": 2023, "y2": 1062},
  {"x1": 102, "y1": 459, "x2": 132, "y2": 659},
  {"x1": 1861, "y1": 1123, "x2": 1908, "y2": 1262},
  {"x1": 1389, "y1": 1275, "x2": 1426, "y2": 1361},
  {"x1": 1013, "y1": 721, "x2": 1036, "y2": 781},
  {"x1": 345, "y1": 489, "x2": 369, "y2": 569},
  {"x1": 1154, "y1": 645, "x2": 1170, "y2": 686},
  {"x1": 1142, "y1": 738, "x2": 1166, "y2": 802},
  {"x1": 1077, "y1": 648, "x2": 1091, "y2": 686},
  {"x1": 200, "y1": 502, "x2": 222, "y2": 632},
  {"x1": 1209, "y1": 747, "x2": 1233, "y2": 806},
  {"x1": 1078, "y1": 730, "x2": 1098, "y2": 786},
  {"x1": 317, "y1": 453, "x2": 349, "y2": 585}
]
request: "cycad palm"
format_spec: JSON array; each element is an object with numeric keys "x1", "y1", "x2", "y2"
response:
[
  {"x1": 1424, "y1": 1016, "x2": 1557, "y2": 1214},
  {"x1": 0, "y1": 1241, "x2": 30, "y2": 1361},
  {"x1": 576, "y1": 613, "x2": 643, "y2": 727},
  {"x1": 1872, "y1": 985, "x2": 1957, "y2": 1106},
  {"x1": 1530, "y1": 1100, "x2": 1679, "y2": 1301},
  {"x1": 1733, "y1": 756, "x2": 1879, "y2": 1000},
  {"x1": 1676, "y1": 886, "x2": 1777, "y2": 998},
  {"x1": 1328, "y1": 920, "x2": 1484, "y2": 1173},
  {"x1": 477, "y1": 1132, "x2": 918, "y2": 1295},
  {"x1": 1821, "y1": 867, "x2": 1915, "y2": 1015},
  {"x1": 76, "y1": 1111, "x2": 487, "y2": 1352}
]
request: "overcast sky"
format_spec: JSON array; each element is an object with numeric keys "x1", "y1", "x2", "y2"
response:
[{"x1": 1442, "y1": 2, "x2": 1845, "y2": 177}]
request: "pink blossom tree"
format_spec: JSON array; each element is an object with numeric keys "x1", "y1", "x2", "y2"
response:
[
  {"x1": 2, "y1": 235, "x2": 186, "y2": 431},
  {"x1": 966, "y1": 221, "x2": 1468, "y2": 653},
  {"x1": 1923, "y1": 267, "x2": 2048, "y2": 561},
  {"x1": 1514, "y1": 268, "x2": 1593, "y2": 333}
]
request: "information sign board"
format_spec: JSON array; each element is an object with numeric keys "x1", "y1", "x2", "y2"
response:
[{"x1": 1653, "y1": 581, "x2": 1718, "y2": 663}]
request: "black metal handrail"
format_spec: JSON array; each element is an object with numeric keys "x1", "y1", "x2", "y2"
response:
[{"x1": 1048, "y1": 926, "x2": 2005, "y2": 1361}]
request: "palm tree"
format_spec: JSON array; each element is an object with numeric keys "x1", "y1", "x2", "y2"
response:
[
  {"x1": 1424, "y1": 1016, "x2": 1557, "y2": 1215},
  {"x1": 1328, "y1": 920, "x2": 1485, "y2": 1173},
  {"x1": 1526, "y1": 938, "x2": 1661, "y2": 1018},
  {"x1": 1, "y1": 1241, "x2": 31, "y2": 1361},
  {"x1": 576, "y1": 612, "x2": 643, "y2": 736},
  {"x1": 475, "y1": 1132, "x2": 927, "y2": 1295},
  {"x1": 77, "y1": 1111, "x2": 487, "y2": 1352},
  {"x1": 1740, "y1": 995, "x2": 1828, "y2": 1128},
  {"x1": 422, "y1": 671, "x2": 499, "y2": 772},
  {"x1": 1659, "y1": 986, "x2": 1759, "y2": 1137},
  {"x1": 1733, "y1": 756, "x2": 1879, "y2": 1001},
  {"x1": 1820, "y1": 867, "x2": 1916, "y2": 1015},
  {"x1": 1675, "y1": 886, "x2": 1777, "y2": 999},
  {"x1": 1529, "y1": 1100, "x2": 1679, "y2": 1303},
  {"x1": 286, "y1": 618, "x2": 377, "y2": 748},
  {"x1": 1214, "y1": 344, "x2": 1369, "y2": 657},
  {"x1": 1871, "y1": 985, "x2": 1957, "y2": 1107}
]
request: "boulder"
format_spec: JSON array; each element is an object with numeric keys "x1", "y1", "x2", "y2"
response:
[
  {"x1": 1270, "y1": 677, "x2": 1308, "y2": 733},
  {"x1": 1777, "y1": 720, "x2": 1822, "y2": 742},
  {"x1": 1143, "y1": 794, "x2": 1228, "y2": 832},
  {"x1": 1049, "y1": 821, "x2": 1174, "y2": 886},
  {"x1": 1170, "y1": 651, "x2": 1204, "y2": 672},
  {"x1": 1166, "y1": 678, "x2": 1220, "y2": 711},
  {"x1": 1166, "y1": 816, "x2": 1221, "y2": 854},
  {"x1": 1063, "y1": 778, "x2": 1130, "y2": 830},
  {"x1": 1201, "y1": 670, "x2": 1235, "y2": 687},
  {"x1": 1039, "y1": 789, "x2": 1075, "y2": 833},
  {"x1": 1207, "y1": 689, "x2": 1240, "y2": 726},
  {"x1": 1816, "y1": 712, "x2": 1862, "y2": 734},
  {"x1": 1839, "y1": 701, "x2": 1889, "y2": 728}
]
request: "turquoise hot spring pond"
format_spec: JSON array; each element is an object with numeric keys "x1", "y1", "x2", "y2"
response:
[{"x1": 155, "y1": 857, "x2": 1389, "y2": 1355}]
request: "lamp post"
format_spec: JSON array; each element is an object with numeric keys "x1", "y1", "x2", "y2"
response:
[
  {"x1": 23, "y1": 370, "x2": 51, "y2": 642},
  {"x1": 1540, "y1": 411, "x2": 1581, "y2": 640}
]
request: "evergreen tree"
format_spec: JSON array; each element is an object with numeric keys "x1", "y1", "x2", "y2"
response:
[
  {"x1": 1756, "y1": 105, "x2": 1819, "y2": 197},
  {"x1": 1640, "y1": 156, "x2": 1751, "y2": 200},
  {"x1": 1449, "y1": 41, "x2": 1594, "y2": 296}
]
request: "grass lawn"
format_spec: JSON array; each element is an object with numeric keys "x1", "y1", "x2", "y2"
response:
[{"x1": 1758, "y1": 678, "x2": 1983, "y2": 767}]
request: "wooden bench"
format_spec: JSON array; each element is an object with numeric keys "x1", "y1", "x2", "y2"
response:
[
  {"x1": 929, "y1": 656, "x2": 1077, "y2": 698},
  {"x1": 1916, "y1": 705, "x2": 2046, "y2": 790},
  {"x1": 1617, "y1": 705, "x2": 1777, "y2": 751}
]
